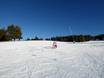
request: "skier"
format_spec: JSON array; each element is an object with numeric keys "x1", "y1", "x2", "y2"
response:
[{"x1": 52, "y1": 41, "x2": 57, "y2": 48}]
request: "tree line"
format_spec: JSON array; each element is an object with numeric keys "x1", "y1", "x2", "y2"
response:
[
  {"x1": 45, "y1": 34, "x2": 104, "y2": 42},
  {"x1": 0, "y1": 24, "x2": 22, "y2": 41},
  {"x1": 0, "y1": 24, "x2": 104, "y2": 42},
  {"x1": 26, "y1": 36, "x2": 43, "y2": 41}
]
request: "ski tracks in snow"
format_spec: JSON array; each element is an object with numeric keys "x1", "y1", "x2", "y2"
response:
[{"x1": 0, "y1": 41, "x2": 104, "y2": 78}]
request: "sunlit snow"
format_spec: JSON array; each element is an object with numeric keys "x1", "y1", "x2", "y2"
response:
[{"x1": 0, "y1": 41, "x2": 104, "y2": 78}]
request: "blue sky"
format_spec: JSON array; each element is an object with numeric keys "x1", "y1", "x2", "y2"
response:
[{"x1": 0, "y1": 0, "x2": 104, "y2": 39}]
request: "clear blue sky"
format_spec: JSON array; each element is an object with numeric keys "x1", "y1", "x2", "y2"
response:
[{"x1": 0, "y1": 0, "x2": 104, "y2": 39}]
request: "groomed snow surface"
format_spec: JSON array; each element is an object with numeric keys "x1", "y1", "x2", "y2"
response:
[{"x1": 0, "y1": 41, "x2": 104, "y2": 78}]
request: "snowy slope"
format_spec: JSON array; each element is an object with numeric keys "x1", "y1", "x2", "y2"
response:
[{"x1": 0, "y1": 41, "x2": 104, "y2": 78}]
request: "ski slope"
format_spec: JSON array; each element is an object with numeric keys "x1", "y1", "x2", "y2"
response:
[{"x1": 0, "y1": 41, "x2": 104, "y2": 78}]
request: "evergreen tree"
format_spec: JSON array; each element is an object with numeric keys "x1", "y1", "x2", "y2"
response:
[{"x1": 0, "y1": 28, "x2": 10, "y2": 41}]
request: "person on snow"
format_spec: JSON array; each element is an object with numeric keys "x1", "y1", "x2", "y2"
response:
[{"x1": 52, "y1": 41, "x2": 57, "y2": 48}]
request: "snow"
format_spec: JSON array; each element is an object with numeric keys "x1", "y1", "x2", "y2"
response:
[{"x1": 0, "y1": 41, "x2": 104, "y2": 78}]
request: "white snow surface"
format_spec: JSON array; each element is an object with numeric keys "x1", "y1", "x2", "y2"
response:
[{"x1": 0, "y1": 41, "x2": 104, "y2": 78}]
